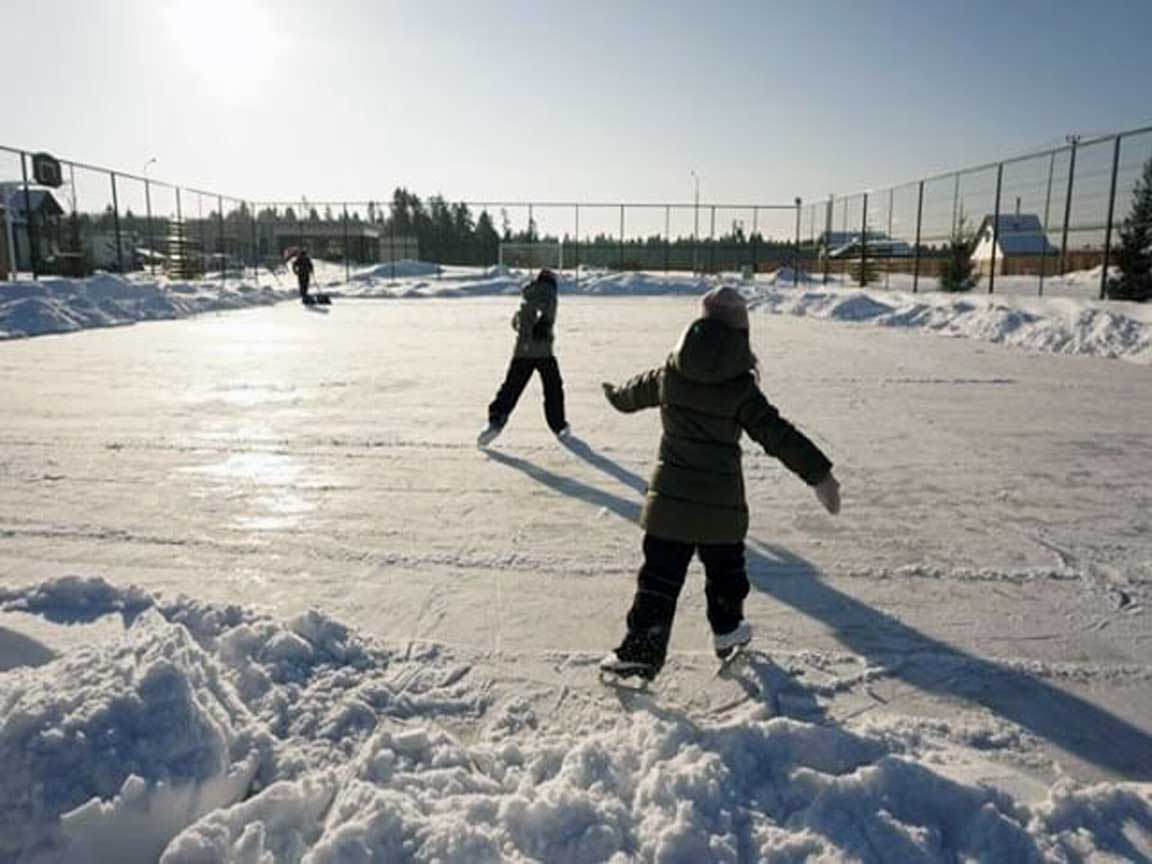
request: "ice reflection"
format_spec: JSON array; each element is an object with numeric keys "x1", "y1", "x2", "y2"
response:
[
  {"x1": 184, "y1": 384, "x2": 301, "y2": 408},
  {"x1": 181, "y1": 452, "x2": 316, "y2": 532}
]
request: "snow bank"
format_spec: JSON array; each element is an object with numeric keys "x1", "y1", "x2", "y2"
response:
[
  {"x1": 3, "y1": 576, "x2": 1151, "y2": 862},
  {"x1": 0, "y1": 273, "x2": 291, "y2": 340},
  {"x1": 747, "y1": 285, "x2": 1152, "y2": 364}
]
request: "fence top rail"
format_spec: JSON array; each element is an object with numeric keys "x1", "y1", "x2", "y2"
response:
[
  {"x1": 0, "y1": 143, "x2": 250, "y2": 205},
  {"x1": 817, "y1": 119, "x2": 1152, "y2": 202},
  {"x1": 253, "y1": 200, "x2": 800, "y2": 210}
]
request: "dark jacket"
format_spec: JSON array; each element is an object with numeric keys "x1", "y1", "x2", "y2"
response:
[
  {"x1": 292, "y1": 254, "x2": 314, "y2": 279},
  {"x1": 511, "y1": 278, "x2": 557, "y2": 358},
  {"x1": 606, "y1": 318, "x2": 832, "y2": 544}
]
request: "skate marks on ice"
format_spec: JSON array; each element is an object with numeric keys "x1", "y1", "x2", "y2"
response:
[{"x1": 485, "y1": 439, "x2": 1152, "y2": 781}]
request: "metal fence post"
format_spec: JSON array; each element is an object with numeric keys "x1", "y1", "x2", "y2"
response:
[
  {"x1": 20, "y1": 152, "x2": 39, "y2": 279},
  {"x1": 619, "y1": 204, "x2": 625, "y2": 270},
  {"x1": 1038, "y1": 152, "x2": 1055, "y2": 296},
  {"x1": 988, "y1": 163, "x2": 1003, "y2": 294},
  {"x1": 664, "y1": 205, "x2": 670, "y2": 273},
  {"x1": 886, "y1": 187, "x2": 894, "y2": 290},
  {"x1": 793, "y1": 198, "x2": 802, "y2": 284},
  {"x1": 250, "y1": 202, "x2": 259, "y2": 282},
  {"x1": 751, "y1": 206, "x2": 759, "y2": 275},
  {"x1": 216, "y1": 195, "x2": 226, "y2": 285},
  {"x1": 574, "y1": 204, "x2": 580, "y2": 285},
  {"x1": 859, "y1": 192, "x2": 868, "y2": 287},
  {"x1": 111, "y1": 172, "x2": 125, "y2": 274},
  {"x1": 1059, "y1": 136, "x2": 1079, "y2": 275},
  {"x1": 1100, "y1": 134, "x2": 1123, "y2": 300},
  {"x1": 912, "y1": 181, "x2": 924, "y2": 293},
  {"x1": 343, "y1": 204, "x2": 350, "y2": 284},
  {"x1": 144, "y1": 179, "x2": 155, "y2": 277},
  {"x1": 823, "y1": 195, "x2": 833, "y2": 285},
  {"x1": 389, "y1": 211, "x2": 396, "y2": 281},
  {"x1": 950, "y1": 172, "x2": 960, "y2": 237},
  {"x1": 709, "y1": 205, "x2": 716, "y2": 274}
]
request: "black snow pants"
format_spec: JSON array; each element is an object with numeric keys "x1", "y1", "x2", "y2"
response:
[
  {"x1": 297, "y1": 272, "x2": 311, "y2": 298},
  {"x1": 623, "y1": 534, "x2": 749, "y2": 670},
  {"x1": 487, "y1": 356, "x2": 567, "y2": 434}
]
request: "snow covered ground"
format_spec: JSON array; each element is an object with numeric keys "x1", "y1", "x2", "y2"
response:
[
  {"x1": 325, "y1": 262, "x2": 1152, "y2": 364},
  {"x1": 4, "y1": 262, "x2": 1149, "y2": 365},
  {"x1": 2, "y1": 294, "x2": 1151, "y2": 861},
  {"x1": 0, "y1": 272, "x2": 292, "y2": 340}
]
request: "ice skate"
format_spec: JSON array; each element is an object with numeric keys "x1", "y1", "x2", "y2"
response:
[
  {"x1": 476, "y1": 423, "x2": 503, "y2": 447},
  {"x1": 713, "y1": 620, "x2": 751, "y2": 672},
  {"x1": 598, "y1": 651, "x2": 657, "y2": 684}
]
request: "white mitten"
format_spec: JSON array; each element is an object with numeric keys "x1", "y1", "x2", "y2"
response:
[{"x1": 814, "y1": 473, "x2": 841, "y2": 515}]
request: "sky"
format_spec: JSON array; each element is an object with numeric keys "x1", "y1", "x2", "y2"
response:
[{"x1": 3, "y1": 0, "x2": 1152, "y2": 237}]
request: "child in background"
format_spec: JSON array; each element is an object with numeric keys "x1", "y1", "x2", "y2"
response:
[
  {"x1": 478, "y1": 269, "x2": 570, "y2": 446},
  {"x1": 599, "y1": 286, "x2": 840, "y2": 680}
]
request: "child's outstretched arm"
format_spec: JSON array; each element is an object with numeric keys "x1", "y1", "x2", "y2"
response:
[
  {"x1": 601, "y1": 368, "x2": 661, "y2": 413},
  {"x1": 739, "y1": 390, "x2": 840, "y2": 514}
]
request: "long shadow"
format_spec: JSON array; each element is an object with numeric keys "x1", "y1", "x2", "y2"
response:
[
  {"x1": 488, "y1": 440, "x2": 823, "y2": 723},
  {"x1": 488, "y1": 439, "x2": 1152, "y2": 781}
]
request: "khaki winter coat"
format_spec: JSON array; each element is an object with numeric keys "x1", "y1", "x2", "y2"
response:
[
  {"x1": 511, "y1": 279, "x2": 557, "y2": 358},
  {"x1": 606, "y1": 318, "x2": 832, "y2": 544}
]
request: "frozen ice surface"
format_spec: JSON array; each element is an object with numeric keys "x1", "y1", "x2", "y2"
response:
[{"x1": 2, "y1": 292, "x2": 1151, "y2": 861}]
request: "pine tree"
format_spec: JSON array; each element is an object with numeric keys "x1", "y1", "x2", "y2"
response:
[
  {"x1": 1106, "y1": 154, "x2": 1152, "y2": 302},
  {"x1": 939, "y1": 218, "x2": 977, "y2": 292}
]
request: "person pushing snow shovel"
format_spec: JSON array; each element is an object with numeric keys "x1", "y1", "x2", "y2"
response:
[
  {"x1": 291, "y1": 248, "x2": 315, "y2": 302},
  {"x1": 477, "y1": 268, "x2": 570, "y2": 446},
  {"x1": 599, "y1": 286, "x2": 841, "y2": 682}
]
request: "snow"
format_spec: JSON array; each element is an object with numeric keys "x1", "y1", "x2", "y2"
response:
[
  {"x1": 0, "y1": 272, "x2": 291, "y2": 340},
  {"x1": 747, "y1": 283, "x2": 1152, "y2": 363},
  {"x1": 3, "y1": 263, "x2": 1149, "y2": 365},
  {"x1": 2, "y1": 577, "x2": 1150, "y2": 863},
  {"x1": 2, "y1": 283, "x2": 1152, "y2": 860}
]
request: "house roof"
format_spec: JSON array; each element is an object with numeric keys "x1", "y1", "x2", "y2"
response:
[
  {"x1": 975, "y1": 214, "x2": 1057, "y2": 255},
  {"x1": 0, "y1": 183, "x2": 65, "y2": 219}
]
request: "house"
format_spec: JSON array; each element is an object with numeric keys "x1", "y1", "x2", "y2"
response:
[
  {"x1": 0, "y1": 182, "x2": 65, "y2": 272},
  {"x1": 971, "y1": 213, "x2": 1057, "y2": 275}
]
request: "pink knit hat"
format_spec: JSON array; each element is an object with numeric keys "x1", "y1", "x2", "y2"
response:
[{"x1": 700, "y1": 286, "x2": 749, "y2": 330}]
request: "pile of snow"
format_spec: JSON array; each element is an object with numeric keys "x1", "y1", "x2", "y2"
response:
[
  {"x1": 3, "y1": 576, "x2": 1151, "y2": 862},
  {"x1": 338, "y1": 264, "x2": 720, "y2": 300},
  {"x1": 0, "y1": 274, "x2": 291, "y2": 340},
  {"x1": 348, "y1": 259, "x2": 444, "y2": 281},
  {"x1": 747, "y1": 285, "x2": 1152, "y2": 364}
]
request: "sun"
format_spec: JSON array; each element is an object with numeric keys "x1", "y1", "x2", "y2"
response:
[{"x1": 162, "y1": 0, "x2": 285, "y2": 88}]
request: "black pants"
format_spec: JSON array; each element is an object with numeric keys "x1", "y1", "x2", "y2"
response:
[
  {"x1": 487, "y1": 356, "x2": 567, "y2": 433},
  {"x1": 297, "y1": 274, "x2": 311, "y2": 297},
  {"x1": 624, "y1": 534, "x2": 749, "y2": 667}
]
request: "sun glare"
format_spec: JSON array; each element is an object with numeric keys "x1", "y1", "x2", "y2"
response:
[{"x1": 163, "y1": 0, "x2": 284, "y2": 88}]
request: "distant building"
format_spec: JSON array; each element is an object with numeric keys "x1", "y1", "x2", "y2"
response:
[
  {"x1": 86, "y1": 230, "x2": 142, "y2": 271},
  {"x1": 818, "y1": 230, "x2": 913, "y2": 259},
  {"x1": 971, "y1": 214, "x2": 1057, "y2": 275},
  {"x1": 0, "y1": 182, "x2": 65, "y2": 271}
]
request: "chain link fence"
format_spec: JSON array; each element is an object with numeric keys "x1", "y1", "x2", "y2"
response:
[
  {"x1": 0, "y1": 145, "x2": 260, "y2": 285},
  {"x1": 5, "y1": 122, "x2": 1150, "y2": 300},
  {"x1": 800, "y1": 123, "x2": 1152, "y2": 299}
]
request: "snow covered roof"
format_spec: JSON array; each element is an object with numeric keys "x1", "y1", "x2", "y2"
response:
[
  {"x1": 975, "y1": 214, "x2": 1057, "y2": 256},
  {"x1": 0, "y1": 183, "x2": 65, "y2": 220}
]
